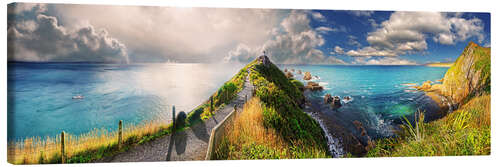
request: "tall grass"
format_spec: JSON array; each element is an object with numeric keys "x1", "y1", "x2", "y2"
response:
[
  {"x1": 366, "y1": 95, "x2": 490, "y2": 157},
  {"x1": 215, "y1": 97, "x2": 328, "y2": 159},
  {"x1": 8, "y1": 118, "x2": 171, "y2": 164}
]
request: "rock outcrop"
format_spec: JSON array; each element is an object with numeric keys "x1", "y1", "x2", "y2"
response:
[
  {"x1": 285, "y1": 71, "x2": 294, "y2": 78},
  {"x1": 422, "y1": 42, "x2": 490, "y2": 107},
  {"x1": 303, "y1": 72, "x2": 312, "y2": 80},
  {"x1": 331, "y1": 96, "x2": 342, "y2": 109},
  {"x1": 440, "y1": 42, "x2": 490, "y2": 105},
  {"x1": 324, "y1": 94, "x2": 333, "y2": 104},
  {"x1": 305, "y1": 81, "x2": 323, "y2": 91},
  {"x1": 257, "y1": 55, "x2": 271, "y2": 67}
]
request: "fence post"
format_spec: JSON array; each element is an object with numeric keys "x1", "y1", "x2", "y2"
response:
[
  {"x1": 118, "y1": 120, "x2": 123, "y2": 150},
  {"x1": 245, "y1": 94, "x2": 247, "y2": 103},
  {"x1": 61, "y1": 131, "x2": 65, "y2": 164},
  {"x1": 234, "y1": 104, "x2": 237, "y2": 112},
  {"x1": 172, "y1": 105, "x2": 176, "y2": 131}
]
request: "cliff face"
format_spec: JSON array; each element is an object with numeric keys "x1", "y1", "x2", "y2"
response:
[{"x1": 440, "y1": 42, "x2": 490, "y2": 105}]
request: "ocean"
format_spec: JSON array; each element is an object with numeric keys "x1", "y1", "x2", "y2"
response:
[
  {"x1": 280, "y1": 65, "x2": 449, "y2": 140},
  {"x1": 8, "y1": 63, "x2": 448, "y2": 142},
  {"x1": 7, "y1": 62, "x2": 244, "y2": 140}
]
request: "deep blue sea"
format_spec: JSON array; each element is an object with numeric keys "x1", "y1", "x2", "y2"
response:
[
  {"x1": 280, "y1": 65, "x2": 449, "y2": 139},
  {"x1": 8, "y1": 63, "x2": 448, "y2": 142},
  {"x1": 7, "y1": 63, "x2": 243, "y2": 140}
]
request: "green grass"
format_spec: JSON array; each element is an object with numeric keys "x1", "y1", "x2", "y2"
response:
[
  {"x1": 248, "y1": 60, "x2": 329, "y2": 157},
  {"x1": 366, "y1": 95, "x2": 490, "y2": 157}
]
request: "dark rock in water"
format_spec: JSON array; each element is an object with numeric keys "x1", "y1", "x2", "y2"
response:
[
  {"x1": 298, "y1": 70, "x2": 302, "y2": 74},
  {"x1": 291, "y1": 68, "x2": 295, "y2": 72},
  {"x1": 324, "y1": 94, "x2": 333, "y2": 104},
  {"x1": 305, "y1": 81, "x2": 323, "y2": 91},
  {"x1": 352, "y1": 120, "x2": 375, "y2": 150},
  {"x1": 332, "y1": 96, "x2": 342, "y2": 109},
  {"x1": 284, "y1": 68, "x2": 288, "y2": 72}
]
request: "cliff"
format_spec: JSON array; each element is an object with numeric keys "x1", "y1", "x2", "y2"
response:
[{"x1": 439, "y1": 42, "x2": 490, "y2": 105}]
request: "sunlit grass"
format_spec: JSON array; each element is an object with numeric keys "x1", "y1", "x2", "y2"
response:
[
  {"x1": 7, "y1": 117, "x2": 172, "y2": 164},
  {"x1": 215, "y1": 97, "x2": 328, "y2": 159},
  {"x1": 366, "y1": 95, "x2": 490, "y2": 157}
]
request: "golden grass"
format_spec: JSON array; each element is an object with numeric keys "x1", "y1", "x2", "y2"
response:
[
  {"x1": 7, "y1": 119, "x2": 170, "y2": 164},
  {"x1": 228, "y1": 98, "x2": 288, "y2": 151},
  {"x1": 216, "y1": 97, "x2": 328, "y2": 159}
]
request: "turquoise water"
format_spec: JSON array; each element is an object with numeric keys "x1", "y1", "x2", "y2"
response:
[
  {"x1": 7, "y1": 63, "x2": 243, "y2": 140},
  {"x1": 280, "y1": 65, "x2": 449, "y2": 138}
]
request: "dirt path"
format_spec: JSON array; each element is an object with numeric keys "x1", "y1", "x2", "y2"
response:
[{"x1": 97, "y1": 68, "x2": 254, "y2": 162}]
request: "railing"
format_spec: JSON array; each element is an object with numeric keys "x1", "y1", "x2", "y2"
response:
[{"x1": 204, "y1": 105, "x2": 238, "y2": 160}]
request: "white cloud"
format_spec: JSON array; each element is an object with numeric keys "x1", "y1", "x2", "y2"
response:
[
  {"x1": 225, "y1": 10, "x2": 345, "y2": 65},
  {"x1": 367, "y1": 18, "x2": 378, "y2": 28},
  {"x1": 330, "y1": 46, "x2": 344, "y2": 55},
  {"x1": 8, "y1": 4, "x2": 129, "y2": 63},
  {"x1": 347, "y1": 35, "x2": 362, "y2": 47},
  {"x1": 355, "y1": 57, "x2": 417, "y2": 65},
  {"x1": 48, "y1": 4, "x2": 286, "y2": 63},
  {"x1": 315, "y1": 26, "x2": 338, "y2": 34},
  {"x1": 347, "y1": 11, "x2": 485, "y2": 57},
  {"x1": 349, "y1": 11, "x2": 374, "y2": 17},
  {"x1": 311, "y1": 12, "x2": 326, "y2": 22}
]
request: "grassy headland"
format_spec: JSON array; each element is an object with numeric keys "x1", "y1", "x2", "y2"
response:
[
  {"x1": 8, "y1": 62, "x2": 250, "y2": 164},
  {"x1": 367, "y1": 42, "x2": 490, "y2": 157},
  {"x1": 214, "y1": 59, "x2": 329, "y2": 159}
]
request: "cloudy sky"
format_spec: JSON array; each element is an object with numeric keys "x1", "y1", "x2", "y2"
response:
[{"x1": 7, "y1": 3, "x2": 490, "y2": 65}]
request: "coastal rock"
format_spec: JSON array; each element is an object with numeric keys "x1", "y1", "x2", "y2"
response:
[
  {"x1": 331, "y1": 96, "x2": 342, "y2": 109},
  {"x1": 291, "y1": 69, "x2": 295, "y2": 72},
  {"x1": 440, "y1": 42, "x2": 490, "y2": 105},
  {"x1": 324, "y1": 94, "x2": 333, "y2": 104},
  {"x1": 352, "y1": 120, "x2": 375, "y2": 150},
  {"x1": 305, "y1": 81, "x2": 323, "y2": 91},
  {"x1": 298, "y1": 70, "x2": 302, "y2": 74},
  {"x1": 416, "y1": 80, "x2": 432, "y2": 90},
  {"x1": 284, "y1": 68, "x2": 288, "y2": 72},
  {"x1": 303, "y1": 72, "x2": 312, "y2": 80},
  {"x1": 285, "y1": 71, "x2": 294, "y2": 78}
]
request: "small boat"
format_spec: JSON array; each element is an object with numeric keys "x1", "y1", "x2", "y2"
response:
[{"x1": 72, "y1": 95, "x2": 84, "y2": 99}]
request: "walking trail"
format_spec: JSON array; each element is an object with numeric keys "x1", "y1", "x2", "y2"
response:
[{"x1": 97, "y1": 68, "x2": 254, "y2": 162}]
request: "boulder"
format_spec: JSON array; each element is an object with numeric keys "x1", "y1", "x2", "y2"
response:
[
  {"x1": 305, "y1": 81, "x2": 323, "y2": 91},
  {"x1": 416, "y1": 80, "x2": 432, "y2": 90},
  {"x1": 298, "y1": 70, "x2": 302, "y2": 74},
  {"x1": 285, "y1": 71, "x2": 294, "y2": 78},
  {"x1": 324, "y1": 94, "x2": 333, "y2": 104},
  {"x1": 303, "y1": 72, "x2": 312, "y2": 80},
  {"x1": 331, "y1": 96, "x2": 342, "y2": 109},
  {"x1": 284, "y1": 68, "x2": 288, "y2": 72}
]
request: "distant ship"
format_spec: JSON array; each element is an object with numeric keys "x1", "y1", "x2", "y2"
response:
[{"x1": 72, "y1": 95, "x2": 84, "y2": 99}]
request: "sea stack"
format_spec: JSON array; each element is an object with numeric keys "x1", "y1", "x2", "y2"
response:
[
  {"x1": 324, "y1": 94, "x2": 333, "y2": 104},
  {"x1": 303, "y1": 72, "x2": 312, "y2": 80},
  {"x1": 305, "y1": 81, "x2": 323, "y2": 91},
  {"x1": 332, "y1": 96, "x2": 342, "y2": 109}
]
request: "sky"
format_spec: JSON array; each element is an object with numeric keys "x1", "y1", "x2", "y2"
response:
[{"x1": 7, "y1": 3, "x2": 490, "y2": 65}]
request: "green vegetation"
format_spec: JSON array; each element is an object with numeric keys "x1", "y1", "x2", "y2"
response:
[
  {"x1": 366, "y1": 95, "x2": 490, "y2": 157},
  {"x1": 367, "y1": 42, "x2": 490, "y2": 157},
  {"x1": 215, "y1": 97, "x2": 328, "y2": 159}
]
